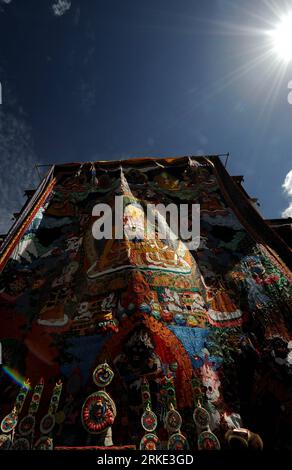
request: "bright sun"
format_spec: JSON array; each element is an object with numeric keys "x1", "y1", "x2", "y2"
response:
[{"x1": 271, "y1": 12, "x2": 292, "y2": 62}]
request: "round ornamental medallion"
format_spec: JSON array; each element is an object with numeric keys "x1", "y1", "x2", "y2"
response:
[
  {"x1": 141, "y1": 390, "x2": 151, "y2": 404},
  {"x1": 193, "y1": 407, "x2": 210, "y2": 430},
  {"x1": 19, "y1": 415, "x2": 35, "y2": 436},
  {"x1": 34, "y1": 436, "x2": 53, "y2": 450},
  {"x1": 165, "y1": 409, "x2": 182, "y2": 433},
  {"x1": 16, "y1": 392, "x2": 26, "y2": 406},
  {"x1": 197, "y1": 430, "x2": 221, "y2": 450},
  {"x1": 93, "y1": 363, "x2": 114, "y2": 388},
  {"x1": 167, "y1": 433, "x2": 189, "y2": 451},
  {"x1": 30, "y1": 393, "x2": 41, "y2": 414},
  {"x1": 32, "y1": 392, "x2": 41, "y2": 403},
  {"x1": 1, "y1": 412, "x2": 18, "y2": 433},
  {"x1": 139, "y1": 433, "x2": 161, "y2": 451},
  {"x1": 81, "y1": 391, "x2": 116, "y2": 434},
  {"x1": 0, "y1": 434, "x2": 12, "y2": 450},
  {"x1": 141, "y1": 410, "x2": 157, "y2": 432},
  {"x1": 40, "y1": 414, "x2": 56, "y2": 434},
  {"x1": 11, "y1": 438, "x2": 30, "y2": 450}
]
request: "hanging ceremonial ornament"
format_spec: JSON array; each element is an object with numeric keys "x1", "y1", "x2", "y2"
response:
[
  {"x1": 19, "y1": 378, "x2": 44, "y2": 437},
  {"x1": 160, "y1": 373, "x2": 177, "y2": 412},
  {"x1": 191, "y1": 375, "x2": 204, "y2": 407},
  {"x1": 92, "y1": 362, "x2": 114, "y2": 388},
  {"x1": 167, "y1": 432, "x2": 190, "y2": 451},
  {"x1": 81, "y1": 363, "x2": 116, "y2": 436},
  {"x1": 0, "y1": 434, "x2": 12, "y2": 450},
  {"x1": 0, "y1": 379, "x2": 30, "y2": 434},
  {"x1": 18, "y1": 415, "x2": 35, "y2": 437},
  {"x1": 141, "y1": 404, "x2": 158, "y2": 432},
  {"x1": 11, "y1": 437, "x2": 30, "y2": 450},
  {"x1": 35, "y1": 380, "x2": 63, "y2": 450},
  {"x1": 193, "y1": 405, "x2": 210, "y2": 431},
  {"x1": 139, "y1": 378, "x2": 160, "y2": 450},
  {"x1": 165, "y1": 403, "x2": 182, "y2": 434},
  {"x1": 140, "y1": 433, "x2": 161, "y2": 451},
  {"x1": 82, "y1": 390, "x2": 116, "y2": 434},
  {"x1": 39, "y1": 380, "x2": 62, "y2": 435},
  {"x1": 161, "y1": 372, "x2": 190, "y2": 450},
  {"x1": 197, "y1": 430, "x2": 221, "y2": 450},
  {"x1": 141, "y1": 377, "x2": 152, "y2": 410},
  {"x1": 40, "y1": 414, "x2": 55, "y2": 435},
  {"x1": 0, "y1": 410, "x2": 18, "y2": 434},
  {"x1": 193, "y1": 400, "x2": 221, "y2": 450}
]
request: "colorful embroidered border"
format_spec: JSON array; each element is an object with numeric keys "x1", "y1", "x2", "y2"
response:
[{"x1": 0, "y1": 177, "x2": 56, "y2": 272}]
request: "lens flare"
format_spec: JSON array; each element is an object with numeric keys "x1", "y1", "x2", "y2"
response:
[
  {"x1": 270, "y1": 12, "x2": 292, "y2": 62},
  {"x1": 2, "y1": 366, "x2": 31, "y2": 390}
]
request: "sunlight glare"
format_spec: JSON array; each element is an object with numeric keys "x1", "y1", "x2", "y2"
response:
[{"x1": 270, "y1": 12, "x2": 292, "y2": 62}]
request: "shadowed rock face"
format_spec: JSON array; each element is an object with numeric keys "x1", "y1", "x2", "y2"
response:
[{"x1": 0, "y1": 156, "x2": 291, "y2": 449}]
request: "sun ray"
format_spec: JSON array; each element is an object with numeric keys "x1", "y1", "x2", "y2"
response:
[{"x1": 268, "y1": 11, "x2": 292, "y2": 62}]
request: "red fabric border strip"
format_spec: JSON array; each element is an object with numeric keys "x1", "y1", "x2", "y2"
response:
[
  {"x1": 0, "y1": 176, "x2": 56, "y2": 272},
  {"x1": 55, "y1": 445, "x2": 136, "y2": 450}
]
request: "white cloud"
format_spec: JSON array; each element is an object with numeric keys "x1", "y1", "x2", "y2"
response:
[
  {"x1": 282, "y1": 169, "x2": 292, "y2": 196},
  {"x1": 52, "y1": 0, "x2": 71, "y2": 17},
  {"x1": 196, "y1": 130, "x2": 208, "y2": 146},
  {"x1": 281, "y1": 202, "x2": 292, "y2": 218},
  {"x1": 281, "y1": 170, "x2": 292, "y2": 218}
]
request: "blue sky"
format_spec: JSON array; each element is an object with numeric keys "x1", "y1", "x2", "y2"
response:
[{"x1": 0, "y1": 0, "x2": 292, "y2": 233}]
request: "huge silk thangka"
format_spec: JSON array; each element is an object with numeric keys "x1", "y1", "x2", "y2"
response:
[{"x1": 0, "y1": 156, "x2": 291, "y2": 450}]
